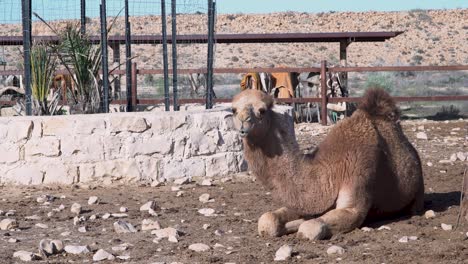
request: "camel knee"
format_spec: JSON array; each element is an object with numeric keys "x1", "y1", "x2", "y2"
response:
[
  {"x1": 258, "y1": 212, "x2": 284, "y2": 237},
  {"x1": 297, "y1": 219, "x2": 331, "y2": 240}
]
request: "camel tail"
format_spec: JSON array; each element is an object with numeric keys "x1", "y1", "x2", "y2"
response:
[{"x1": 358, "y1": 88, "x2": 400, "y2": 121}]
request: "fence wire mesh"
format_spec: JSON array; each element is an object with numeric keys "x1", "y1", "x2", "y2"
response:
[{"x1": 0, "y1": 0, "x2": 214, "y2": 113}]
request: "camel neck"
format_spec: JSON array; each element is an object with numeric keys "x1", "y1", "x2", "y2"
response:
[{"x1": 242, "y1": 113, "x2": 301, "y2": 189}]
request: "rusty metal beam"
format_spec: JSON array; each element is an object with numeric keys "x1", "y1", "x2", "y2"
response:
[{"x1": 0, "y1": 32, "x2": 404, "y2": 46}]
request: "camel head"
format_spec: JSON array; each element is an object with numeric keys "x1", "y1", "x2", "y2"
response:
[{"x1": 231, "y1": 89, "x2": 274, "y2": 138}]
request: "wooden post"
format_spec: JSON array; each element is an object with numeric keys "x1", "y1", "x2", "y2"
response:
[
  {"x1": 131, "y1": 62, "x2": 137, "y2": 109},
  {"x1": 339, "y1": 40, "x2": 349, "y2": 89},
  {"x1": 320, "y1": 60, "x2": 328, "y2": 126},
  {"x1": 111, "y1": 43, "x2": 121, "y2": 99}
]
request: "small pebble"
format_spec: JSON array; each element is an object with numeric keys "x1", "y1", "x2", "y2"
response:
[
  {"x1": 189, "y1": 243, "x2": 210, "y2": 252},
  {"x1": 424, "y1": 210, "x2": 436, "y2": 219},
  {"x1": 274, "y1": 244, "x2": 292, "y2": 261},
  {"x1": 88, "y1": 196, "x2": 99, "y2": 205},
  {"x1": 140, "y1": 201, "x2": 158, "y2": 212},
  {"x1": 377, "y1": 225, "x2": 391, "y2": 231},
  {"x1": 70, "y1": 203, "x2": 82, "y2": 215},
  {"x1": 327, "y1": 245, "x2": 345, "y2": 255},
  {"x1": 93, "y1": 249, "x2": 115, "y2": 261},
  {"x1": 198, "y1": 208, "x2": 215, "y2": 216},
  {"x1": 441, "y1": 223, "x2": 452, "y2": 231},
  {"x1": 119, "y1": 207, "x2": 128, "y2": 213}
]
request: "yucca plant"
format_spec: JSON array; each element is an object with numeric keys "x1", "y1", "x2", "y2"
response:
[
  {"x1": 29, "y1": 42, "x2": 61, "y2": 115},
  {"x1": 56, "y1": 24, "x2": 103, "y2": 114}
]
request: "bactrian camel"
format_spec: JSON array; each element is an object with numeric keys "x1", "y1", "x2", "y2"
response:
[{"x1": 231, "y1": 88, "x2": 424, "y2": 240}]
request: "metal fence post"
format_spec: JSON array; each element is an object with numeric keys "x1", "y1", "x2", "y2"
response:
[
  {"x1": 161, "y1": 0, "x2": 170, "y2": 111},
  {"x1": 125, "y1": 0, "x2": 133, "y2": 112},
  {"x1": 100, "y1": 1, "x2": 110, "y2": 113},
  {"x1": 131, "y1": 62, "x2": 138, "y2": 109},
  {"x1": 206, "y1": 0, "x2": 215, "y2": 109},
  {"x1": 21, "y1": 0, "x2": 32, "y2": 115},
  {"x1": 80, "y1": 0, "x2": 86, "y2": 36},
  {"x1": 320, "y1": 60, "x2": 328, "y2": 125},
  {"x1": 171, "y1": 0, "x2": 178, "y2": 111}
]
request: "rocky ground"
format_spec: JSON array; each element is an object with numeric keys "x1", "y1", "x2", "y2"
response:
[{"x1": 0, "y1": 119, "x2": 467, "y2": 263}]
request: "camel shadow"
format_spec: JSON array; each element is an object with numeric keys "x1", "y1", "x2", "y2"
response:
[
  {"x1": 364, "y1": 191, "x2": 460, "y2": 228},
  {"x1": 424, "y1": 191, "x2": 460, "y2": 212}
]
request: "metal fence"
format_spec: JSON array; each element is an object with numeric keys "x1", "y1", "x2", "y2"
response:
[
  {"x1": 0, "y1": 1, "x2": 467, "y2": 124},
  {"x1": 0, "y1": 0, "x2": 216, "y2": 114}
]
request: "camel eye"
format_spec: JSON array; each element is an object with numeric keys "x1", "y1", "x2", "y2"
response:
[
  {"x1": 232, "y1": 108, "x2": 237, "y2": 115},
  {"x1": 259, "y1": 108, "x2": 266, "y2": 115}
]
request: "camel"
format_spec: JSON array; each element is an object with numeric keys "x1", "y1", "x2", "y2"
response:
[{"x1": 231, "y1": 88, "x2": 424, "y2": 240}]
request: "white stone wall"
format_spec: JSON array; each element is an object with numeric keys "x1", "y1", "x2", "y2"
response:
[{"x1": 0, "y1": 104, "x2": 293, "y2": 185}]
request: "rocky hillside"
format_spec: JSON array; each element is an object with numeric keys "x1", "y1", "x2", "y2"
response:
[{"x1": 0, "y1": 9, "x2": 467, "y2": 69}]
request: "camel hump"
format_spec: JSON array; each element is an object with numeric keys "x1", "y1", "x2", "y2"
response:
[{"x1": 358, "y1": 88, "x2": 400, "y2": 121}]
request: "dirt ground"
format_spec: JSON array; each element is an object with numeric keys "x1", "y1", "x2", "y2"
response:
[{"x1": 1, "y1": 120, "x2": 467, "y2": 264}]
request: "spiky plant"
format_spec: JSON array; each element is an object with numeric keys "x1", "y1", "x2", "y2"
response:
[
  {"x1": 57, "y1": 24, "x2": 103, "y2": 113},
  {"x1": 30, "y1": 42, "x2": 61, "y2": 115}
]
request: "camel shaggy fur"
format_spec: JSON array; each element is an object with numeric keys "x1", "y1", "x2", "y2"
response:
[{"x1": 231, "y1": 88, "x2": 424, "y2": 240}]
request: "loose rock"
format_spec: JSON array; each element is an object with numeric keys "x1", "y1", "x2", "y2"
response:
[
  {"x1": 151, "y1": 227, "x2": 180, "y2": 239},
  {"x1": 198, "y1": 208, "x2": 215, "y2": 216},
  {"x1": 424, "y1": 210, "x2": 436, "y2": 219},
  {"x1": 114, "y1": 220, "x2": 137, "y2": 233},
  {"x1": 88, "y1": 196, "x2": 99, "y2": 205},
  {"x1": 64, "y1": 245, "x2": 91, "y2": 254},
  {"x1": 377, "y1": 225, "x2": 391, "y2": 231},
  {"x1": 140, "y1": 201, "x2": 158, "y2": 212},
  {"x1": 199, "y1": 193, "x2": 213, "y2": 203},
  {"x1": 189, "y1": 243, "x2": 210, "y2": 252},
  {"x1": 0, "y1": 218, "x2": 18, "y2": 230},
  {"x1": 37, "y1": 194, "x2": 55, "y2": 203},
  {"x1": 141, "y1": 219, "x2": 161, "y2": 231},
  {"x1": 13, "y1": 251, "x2": 41, "y2": 262},
  {"x1": 119, "y1": 207, "x2": 128, "y2": 213},
  {"x1": 35, "y1": 223, "x2": 48, "y2": 229},
  {"x1": 174, "y1": 177, "x2": 191, "y2": 185},
  {"x1": 274, "y1": 244, "x2": 292, "y2": 261},
  {"x1": 200, "y1": 179, "x2": 213, "y2": 186},
  {"x1": 93, "y1": 249, "x2": 115, "y2": 261},
  {"x1": 39, "y1": 239, "x2": 64, "y2": 256},
  {"x1": 361, "y1": 227, "x2": 373, "y2": 232},
  {"x1": 441, "y1": 223, "x2": 452, "y2": 231},
  {"x1": 327, "y1": 245, "x2": 345, "y2": 255},
  {"x1": 70, "y1": 203, "x2": 82, "y2": 215}
]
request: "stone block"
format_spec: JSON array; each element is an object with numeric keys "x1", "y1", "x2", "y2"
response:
[
  {"x1": 110, "y1": 116, "x2": 149, "y2": 133},
  {"x1": 74, "y1": 118, "x2": 106, "y2": 135},
  {"x1": 205, "y1": 152, "x2": 239, "y2": 177},
  {"x1": 150, "y1": 115, "x2": 188, "y2": 134},
  {"x1": 5, "y1": 165, "x2": 44, "y2": 185},
  {"x1": 186, "y1": 129, "x2": 220, "y2": 157},
  {"x1": 0, "y1": 143, "x2": 20, "y2": 163},
  {"x1": 161, "y1": 158, "x2": 205, "y2": 180},
  {"x1": 94, "y1": 160, "x2": 141, "y2": 183},
  {"x1": 7, "y1": 120, "x2": 33, "y2": 142},
  {"x1": 25, "y1": 137, "x2": 60, "y2": 157},
  {"x1": 128, "y1": 136, "x2": 173, "y2": 156},
  {"x1": 61, "y1": 136, "x2": 104, "y2": 163},
  {"x1": 43, "y1": 164, "x2": 77, "y2": 185},
  {"x1": 135, "y1": 156, "x2": 159, "y2": 181},
  {"x1": 43, "y1": 118, "x2": 73, "y2": 137}
]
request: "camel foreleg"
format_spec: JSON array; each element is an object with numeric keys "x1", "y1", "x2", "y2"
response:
[
  {"x1": 297, "y1": 207, "x2": 367, "y2": 240},
  {"x1": 258, "y1": 207, "x2": 304, "y2": 237}
]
